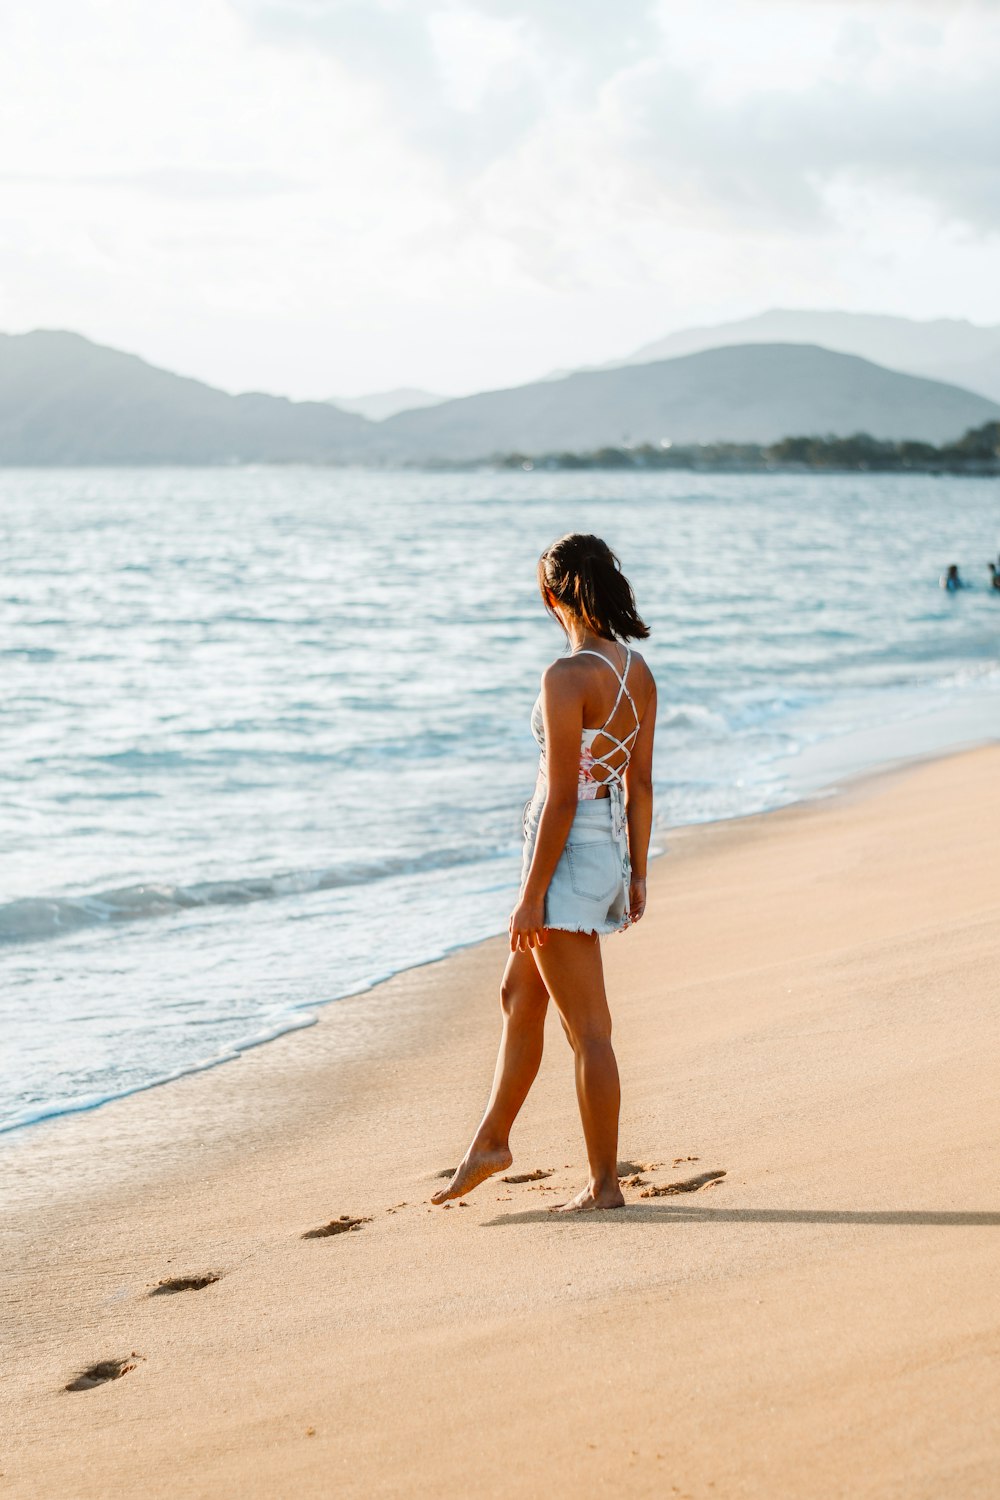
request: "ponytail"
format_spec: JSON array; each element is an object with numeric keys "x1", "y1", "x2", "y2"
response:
[{"x1": 537, "y1": 533, "x2": 649, "y2": 641}]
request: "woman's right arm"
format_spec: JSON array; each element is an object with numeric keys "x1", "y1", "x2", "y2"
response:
[
  {"x1": 623, "y1": 675, "x2": 656, "y2": 923},
  {"x1": 509, "y1": 661, "x2": 583, "y2": 951}
]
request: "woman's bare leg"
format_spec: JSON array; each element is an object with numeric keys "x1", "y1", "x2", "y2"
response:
[
  {"x1": 432, "y1": 949, "x2": 549, "y2": 1203},
  {"x1": 531, "y1": 930, "x2": 624, "y2": 1212}
]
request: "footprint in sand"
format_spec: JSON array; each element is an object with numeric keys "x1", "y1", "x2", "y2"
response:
[
  {"x1": 65, "y1": 1354, "x2": 142, "y2": 1392},
  {"x1": 617, "y1": 1160, "x2": 663, "y2": 1175},
  {"x1": 149, "y1": 1272, "x2": 220, "y2": 1296},
  {"x1": 501, "y1": 1169, "x2": 553, "y2": 1184},
  {"x1": 302, "y1": 1215, "x2": 371, "y2": 1239},
  {"x1": 640, "y1": 1169, "x2": 726, "y2": 1197}
]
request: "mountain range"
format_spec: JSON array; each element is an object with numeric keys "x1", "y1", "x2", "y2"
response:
[
  {"x1": 370, "y1": 343, "x2": 1000, "y2": 460},
  {"x1": 325, "y1": 386, "x2": 447, "y2": 421},
  {"x1": 606, "y1": 309, "x2": 1000, "y2": 404},
  {"x1": 2, "y1": 324, "x2": 999, "y2": 465},
  {"x1": 0, "y1": 330, "x2": 370, "y2": 464}
]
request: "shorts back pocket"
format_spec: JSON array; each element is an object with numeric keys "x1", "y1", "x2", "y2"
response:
[{"x1": 566, "y1": 839, "x2": 620, "y2": 902}]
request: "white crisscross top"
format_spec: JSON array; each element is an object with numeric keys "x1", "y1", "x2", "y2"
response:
[{"x1": 530, "y1": 645, "x2": 641, "y2": 801}]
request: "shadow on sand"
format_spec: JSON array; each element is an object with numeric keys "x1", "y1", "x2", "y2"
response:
[{"x1": 482, "y1": 1205, "x2": 1000, "y2": 1228}]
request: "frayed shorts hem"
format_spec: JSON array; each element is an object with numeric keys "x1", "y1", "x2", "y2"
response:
[{"x1": 541, "y1": 921, "x2": 627, "y2": 937}]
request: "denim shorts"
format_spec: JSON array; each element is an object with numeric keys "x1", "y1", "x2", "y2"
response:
[{"x1": 520, "y1": 793, "x2": 630, "y2": 936}]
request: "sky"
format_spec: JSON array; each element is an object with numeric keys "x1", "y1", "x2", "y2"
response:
[{"x1": 1, "y1": 0, "x2": 999, "y2": 399}]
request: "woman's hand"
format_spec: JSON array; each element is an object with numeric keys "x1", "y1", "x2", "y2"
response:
[
  {"x1": 509, "y1": 895, "x2": 547, "y2": 952},
  {"x1": 627, "y1": 875, "x2": 647, "y2": 925}
]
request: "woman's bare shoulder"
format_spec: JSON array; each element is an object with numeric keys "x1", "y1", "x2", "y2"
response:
[
  {"x1": 625, "y1": 649, "x2": 657, "y2": 717},
  {"x1": 626, "y1": 647, "x2": 656, "y2": 686},
  {"x1": 540, "y1": 655, "x2": 590, "y2": 695}
]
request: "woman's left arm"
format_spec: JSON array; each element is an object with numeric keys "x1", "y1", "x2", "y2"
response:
[
  {"x1": 509, "y1": 662, "x2": 582, "y2": 952},
  {"x1": 623, "y1": 676, "x2": 656, "y2": 924}
]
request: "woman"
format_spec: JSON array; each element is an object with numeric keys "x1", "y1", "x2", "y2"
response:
[{"x1": 433, "y1": 533, "x2": 656, "y2": 1213}]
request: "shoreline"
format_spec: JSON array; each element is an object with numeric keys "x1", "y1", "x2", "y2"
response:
[
  {"x1": 6, "y1": 701, "x2": 997, "y2": 1147},
  {"x1": 5, "y1": 743, "x2": 1000, "y2": 1497},
  {"x1": 4, "y1": 459, "x2": 999, "y2": 477}
]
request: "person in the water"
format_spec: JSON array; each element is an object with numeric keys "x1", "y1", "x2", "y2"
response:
[
  {"x1": 941, "y1": 564, "x2": 968, "y2": 591},
  {"x1": 989, "y1": 563, "x2": 1000, "y2": 592}
]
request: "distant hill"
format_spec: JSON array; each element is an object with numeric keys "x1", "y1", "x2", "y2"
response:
[
  {"x1": 0, "y1": 330, "x2": 374, "y2": 464},
  {"x1": 327, "y1": 387, "x2": 448, "y2": 421},
  {"x1": 612, "y1": 310, "x2": 1000, "y2": 404},
  {"x1": 375, "y1": 344, "x2": 1000, "y2": 461},
  {"x1": 3, "y1": 330, "x2": 999, "y2": 467}
]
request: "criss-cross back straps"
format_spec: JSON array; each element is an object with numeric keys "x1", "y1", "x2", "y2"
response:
[{"x1": 572, "y1": 646, "x2": 641, "y2": 784}]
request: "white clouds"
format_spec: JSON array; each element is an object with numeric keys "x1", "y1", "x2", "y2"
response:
[
  {"x1": 602, "y1": 1, "x2": 1000, "y2": 232},
  {"x1": 425, "y1": 9, "x2": 529, "y2": 114},
  {"x1": 0, "y1": 0, "x2": 997, "y2": 397},
  {"x1": 598, "y1": 51, "x2": 1000, "y2": 235},
  {"x1": 232, "y1": 0, "x2": 658, "y2": 176}
]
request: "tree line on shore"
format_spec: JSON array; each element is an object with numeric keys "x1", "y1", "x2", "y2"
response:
[{"x1": 484, "y1": 420, "x2": 1000, "y2": 474}]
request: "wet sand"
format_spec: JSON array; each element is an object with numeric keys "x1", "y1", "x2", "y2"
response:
[{"x1": 3, "y1": 746, "x2": 1000, "y2": 1499}]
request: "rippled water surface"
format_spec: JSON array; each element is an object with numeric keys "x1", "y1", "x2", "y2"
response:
[{"x1": 2, "y1": 467, "x2": 998, "y2": 1132}]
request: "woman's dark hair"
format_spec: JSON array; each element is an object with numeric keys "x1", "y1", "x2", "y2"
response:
[{"x1": 537, "y1": 533, "x2": 649, "y2": 641}]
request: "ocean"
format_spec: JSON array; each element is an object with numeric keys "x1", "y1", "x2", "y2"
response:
[{"x1": 2, "y1": 466, "x2": 998, "y2": 1137}]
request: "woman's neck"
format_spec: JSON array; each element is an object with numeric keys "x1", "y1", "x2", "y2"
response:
[{"x1": 564, "y1": 619, "x2": 613, "y2": 654}]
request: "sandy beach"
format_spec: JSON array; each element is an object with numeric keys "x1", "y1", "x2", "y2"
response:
[{"x1": 4, "y1": 745, "x2": 999, "y2": 1499}]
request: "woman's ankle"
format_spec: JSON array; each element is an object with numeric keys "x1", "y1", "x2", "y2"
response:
[{"x1": 471, "y1": 1130, "x2": 510, "y2": 1156}]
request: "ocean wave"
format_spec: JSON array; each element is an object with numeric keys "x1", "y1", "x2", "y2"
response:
[
  {"x1": 659, "y1": 702, "x2": 729, "y2": 733},
  {"x1": 0, "y1": 845, "x2": 502, "y2": 948}
]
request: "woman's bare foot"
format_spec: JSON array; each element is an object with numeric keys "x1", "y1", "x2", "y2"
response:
[
  {"x1": 550, "y1": 1180, "x2": 625, "y2": 1213},
  {"x1": 431, "y1": 1145, "x2": 513, "y2": 1204}
]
